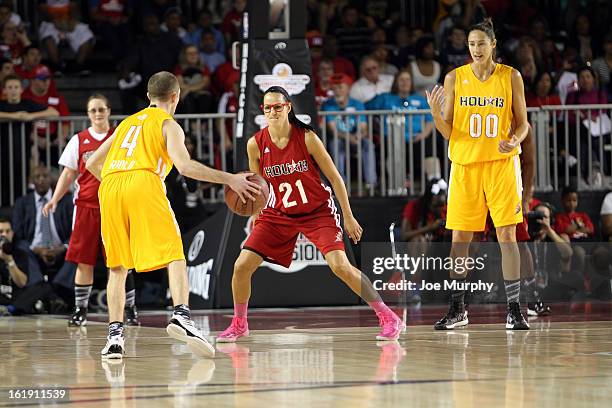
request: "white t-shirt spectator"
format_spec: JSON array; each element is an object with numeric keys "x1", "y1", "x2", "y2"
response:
[
  {"x1": 600, "y1": 192, "x2": 612, "y2": 215},
  {"x1": 349, "y1": 74, "x2": 393, "y2": 104}
]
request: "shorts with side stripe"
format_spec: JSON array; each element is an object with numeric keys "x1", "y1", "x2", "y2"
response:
[
  {"x1": 243, "y1": 205, "x2": 345, "y2": 268},
  {"x1": 447, "y1": 155, "x2": 523, "y2": 232},
  {"x1": 99, "y1": 170, "x2": 184, "y2": 272}
]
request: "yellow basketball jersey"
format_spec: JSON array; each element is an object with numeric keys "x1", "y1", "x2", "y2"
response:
[
  {"x1": 449, "y1": 63, "x2": 518, "y2": 165},
  {"x1": 102, "y1": 107, "x2": 174, "y2": 180}
]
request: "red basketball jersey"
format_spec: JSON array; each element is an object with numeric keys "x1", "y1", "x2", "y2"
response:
[
  {"x1": 75, "y1": 128, "x2": 113, "y2": 208},
  {"x1": 255, "y1": 125, "x2": 335, "y2": 216}
]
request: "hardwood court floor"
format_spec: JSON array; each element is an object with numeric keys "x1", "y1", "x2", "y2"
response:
[{"x1": 1, "y1": 303, "x2": 611, "y2": 407}]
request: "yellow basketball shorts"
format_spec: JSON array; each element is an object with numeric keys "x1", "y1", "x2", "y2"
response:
[
  {"x1": 99, "y1": 170, "x2": 185, "y2": 272},
  {"x1": 446, "y1": 155, "x2": 523, "y2": 231}
]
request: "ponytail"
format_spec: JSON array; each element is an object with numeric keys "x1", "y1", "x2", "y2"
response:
[{"x1": 263, "y1": 86, "x2": 316, "y2": 132}]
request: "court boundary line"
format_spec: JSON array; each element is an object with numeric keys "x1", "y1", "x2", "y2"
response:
[{"x1": 1, "y1": 374, "x2": 610, "y2": 407}]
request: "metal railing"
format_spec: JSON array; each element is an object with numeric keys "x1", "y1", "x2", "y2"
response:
[{"x1": 2, "y1": 105, "x2": 611, "y2": 206}]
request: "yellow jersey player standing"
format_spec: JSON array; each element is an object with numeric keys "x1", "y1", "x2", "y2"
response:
[
  {"x1": 86, "y1": 71, "x2": 259, "y2": 359},
  {"x1": 426, "y1": 18, "x2": 530, "y2": 331}
]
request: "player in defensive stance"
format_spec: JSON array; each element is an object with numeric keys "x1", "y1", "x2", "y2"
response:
[
  {"x1": 86, "y1": 71, "x2": 259, "y2": 359},
  {"x1": 426, "y1": 18, "x2": 530, "y2": 330},
  {"x1": 43, "y1": 94, "x2": 140, "y2": 327},
  {"x1": 217, "y1": 86, "x2": 405, "y2": 343}
]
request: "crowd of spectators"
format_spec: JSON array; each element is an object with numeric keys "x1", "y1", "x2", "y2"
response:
[{"x1": 1, "y1": 0, "x2": 611, "y2": 314}]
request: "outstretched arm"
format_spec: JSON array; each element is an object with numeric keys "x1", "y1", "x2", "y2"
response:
[
  {"x1": 165, "y1": 119, "x2": 259, "y2": 202},
  {"x1": 305, "y1": 130, "x2": 363, "y2": 244}
]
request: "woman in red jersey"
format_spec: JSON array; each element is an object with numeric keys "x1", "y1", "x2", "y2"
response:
[
  {"x1": 217, "y1": 86, "x2": 403, "y2": 342},
  {"x1": 43, "y1": 94, "x2": 139, "y2": 327}
]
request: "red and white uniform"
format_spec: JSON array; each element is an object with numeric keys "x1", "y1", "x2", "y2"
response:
[
  {"x1": 59, "y1": 127, "x2": 113, "y2": 265},
  {"x1": 243, "y1": 125, "x2": 344, "y2": 267}
]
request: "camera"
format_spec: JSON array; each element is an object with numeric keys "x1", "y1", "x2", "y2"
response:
[
  {"x1": 0, "y1": 236, "x2": 13, "y2": 256},
  {"x1": 526, "y1": 210, "x2": 545, "y2": 239}
]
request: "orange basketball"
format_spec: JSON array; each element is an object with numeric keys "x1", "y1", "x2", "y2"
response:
[{"x1": 224, "y1": 173, "x2": 269, "y2": 216}]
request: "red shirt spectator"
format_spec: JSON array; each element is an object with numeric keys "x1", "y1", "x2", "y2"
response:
[
  {"x1": 221, "y1": 0, "x2": 246, "y2": 45},
  {"x1": 401, "y1": 180, "x2": 448, "y2": 242},
  {"x1": 553, "y1": 186, "x2": 595, "y2": 241},
  {"x1": 22, "y1": 66, "x2": 69, "y2": 138},
  {"x1": 212, "y1": 60, "x2": 239, "y2": 96},
  {"x1": 0, "y1": 21, "x2": 30, "y2": 64},
  {"x1": 553, "y1": 211, "x2": 594, "y2": 240},
  {"x1": 14, "y1": 45, "x2": 57, "y2": 94}
]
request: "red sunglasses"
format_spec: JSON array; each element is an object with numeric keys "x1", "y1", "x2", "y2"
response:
[{"x1": 260, "y1": 102, "x2": 290, "y2": 113}]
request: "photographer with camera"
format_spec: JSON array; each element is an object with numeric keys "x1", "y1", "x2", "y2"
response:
[
  {"x1": 0, "y1": 215, "x2": 68, "y2": 316},
  {"x1": 400, "y1": 178, "x2": 449, "y2": 243},
  {"x1": 0, "y1": 218, "x2": 32, "y2": 315}
]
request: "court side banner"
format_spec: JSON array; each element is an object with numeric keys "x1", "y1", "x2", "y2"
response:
[
  {"x1": 182, "y1": 208, "x2": 229, "y2": 309},
  {"x1": 235, "y1": 38, "x2": 318, "y2": 169}
]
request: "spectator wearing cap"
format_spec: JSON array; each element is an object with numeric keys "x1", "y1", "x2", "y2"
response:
[
  {"x1": 173, "y1": 44, "x2": 213, "y2": 114},
  {"x1": 185, "y1": 9, "x2": 225, "y2": 54},
  {"x1": 307, "y1": 31, "x2": 325, "y2": 62},
  {"x1": 199, "y1": 28, "x2": 225, "y2": 74},
  {"x1": 161, "y1": 6, "x2": 189, "y2": 43},
  {"x1": 38, "y1": 0, "x2": 95, "y2": 74},
  {"x1": 349, "y1": 55, "x2": 393, "y2": 103},
  {"x1": 89, "y1": 0, "x2": 133, "y2": 61},
  {"x1": 14, "y1": 45, "x2": 57, "y2": 94},
  {"x1": 322, "y1": 73, "x2": 377, "y2": 188},
  {"x1": 22, "y1": 65, "x2": 70, "y2": 165}
]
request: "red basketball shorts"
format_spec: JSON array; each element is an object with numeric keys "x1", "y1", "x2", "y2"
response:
[
  {"x1": 243, "y1": 206, "x2": 345, "y2": 268},
  {"x1": 65, "y1": 205, "x2": 103, "y2": 266},
  {"x1": 516, "y1": 216, "x2": 530, "y2": 242}
]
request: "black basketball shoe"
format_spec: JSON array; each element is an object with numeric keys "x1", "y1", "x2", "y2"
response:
[
  {"x1": 506, "y1": 302, "x2": 530, "y2": 330},
  {"x1": 527, "y1": 301, "x2": 551, "y2": 316},
  {"x1": 124, "y1": 305, "x2": 141, "y2": 326},
  {"x1": 68, "y1": 307, "x2": 87, "y2": 327},
  {"x1": 434, "y1": 302, "x2": 469, "y2": 330}
]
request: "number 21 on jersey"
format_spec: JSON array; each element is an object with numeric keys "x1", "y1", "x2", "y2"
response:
[{"x1": 279, "y1": 179, "x2": 308, "y2": 208}]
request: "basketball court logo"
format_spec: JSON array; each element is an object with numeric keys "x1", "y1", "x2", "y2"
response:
[{"x1": 188, "y1": 231, "x2": 205, "y2": 262}]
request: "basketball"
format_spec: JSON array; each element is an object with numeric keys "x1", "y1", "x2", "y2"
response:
[{"x1": 224, "y1": 173, "x2": 269, "y2": 216}]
